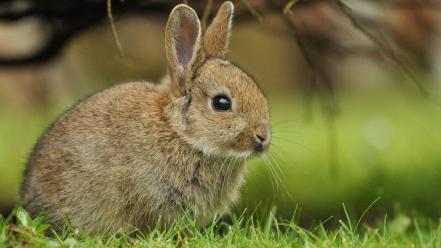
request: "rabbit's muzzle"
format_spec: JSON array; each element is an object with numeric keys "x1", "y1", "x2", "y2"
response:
[{"x1": 252, "y1": 123, "x2": 271, "y2": 152}]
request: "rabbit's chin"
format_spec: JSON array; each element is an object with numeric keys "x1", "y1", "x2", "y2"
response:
[{"x1": 199, "y1": 145, "x2": 253, "y2": 159}]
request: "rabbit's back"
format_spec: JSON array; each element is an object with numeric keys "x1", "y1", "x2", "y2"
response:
[{"x1": 21, "y1": 82, "x2": 174, "y2": 232}]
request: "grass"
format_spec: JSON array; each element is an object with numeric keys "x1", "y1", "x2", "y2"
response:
[{"x1": 1, "y1": 208, "x2": 441, "y2": 247}]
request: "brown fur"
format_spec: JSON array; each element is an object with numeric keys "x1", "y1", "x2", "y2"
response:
[{"x1": 20, "y1": 1, "x2": 270, "y2": 234}]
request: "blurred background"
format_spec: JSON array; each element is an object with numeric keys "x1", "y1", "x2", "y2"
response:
[{"x1": 1, "y1": 0, "x2": 441, "y2": 228}]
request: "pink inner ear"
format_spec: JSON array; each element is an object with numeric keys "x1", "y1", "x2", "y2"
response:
[{"x1": 176, "y1": 18, "x2": 198, "y2": 68}]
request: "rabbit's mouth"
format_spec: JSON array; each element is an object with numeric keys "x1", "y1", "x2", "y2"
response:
[{"x1": 215, "y1": 134, "x2": 271, "y2": 158}]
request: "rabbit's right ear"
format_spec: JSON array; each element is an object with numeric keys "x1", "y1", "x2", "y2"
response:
[
  {"x1": 203, "y1": 1, "x2": 234, "y2": 58},
  {"x1": 165, "y1": 4, "x2": 204, "y2": 90}
]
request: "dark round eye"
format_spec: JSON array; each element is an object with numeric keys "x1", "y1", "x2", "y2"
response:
[{"x1": 212, "y1": 95, "x2": 231, "y2": 111}]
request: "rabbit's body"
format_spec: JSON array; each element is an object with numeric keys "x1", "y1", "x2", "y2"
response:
[
  {"x1": 21, "y1": 2, "x2": 271, "y2": 233},
  {"x1": 23, "y1": 81, "x2": 245, "y2": 233}
]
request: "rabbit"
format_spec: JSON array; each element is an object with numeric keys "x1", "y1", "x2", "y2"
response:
[{"x1": 20, "y1": 1, "x2": 271, "y2": 234}]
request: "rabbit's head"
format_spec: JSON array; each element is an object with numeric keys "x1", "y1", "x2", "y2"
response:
[{"x1": 165, "y1": 1, "x2": 270, "y2": 158}]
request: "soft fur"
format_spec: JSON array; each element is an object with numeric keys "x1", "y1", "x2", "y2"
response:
[{"x1": 20, "y1": 1, "x2": 271, "y2": 234}]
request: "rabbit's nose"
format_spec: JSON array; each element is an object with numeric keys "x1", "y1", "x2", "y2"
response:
[
  {"x1": 255, "y1": 133, "x2": 267, "y2": 143},
  {"x1": 253, "y1": 124, "x2": 270, "y2": 152}
]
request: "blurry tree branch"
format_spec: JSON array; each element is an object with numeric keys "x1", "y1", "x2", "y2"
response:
[
  {"x1": 0, "y1": 0, "x2": 182, "y2": 66},
  {"x1": 335, "y1": 0, "x2": 428, "y2": 96},
  {"x1": 278, "y1": 0, "x2": 440, "y2": 173},
  {"x1": 0, "y1": 0, "x2": 439, "y2": 69},
  {"x1": 0, "y1": 0, "x2": 273, "y2": 66}
]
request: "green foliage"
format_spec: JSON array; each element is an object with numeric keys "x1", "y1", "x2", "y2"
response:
[
  {"x1": 0, "y1": 215, "x2": 5, "y2": 247},
  {"x1": 1, "y1": 208, "x2": 441, "y2": 247},
  {"x1": 0, "y1": 208, "x2": 53, "y2": 247}
]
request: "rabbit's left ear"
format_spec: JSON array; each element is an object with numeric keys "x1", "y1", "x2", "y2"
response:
[
  {"x1": 165, "y1": 4, "x2": 205, "y2": 88},
  {"x1": 203, "y1": 1, "x2": 234, "y2": 58}
]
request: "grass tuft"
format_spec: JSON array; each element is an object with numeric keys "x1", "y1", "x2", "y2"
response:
[{"x1": 1, "y1": 208, "x2": 441, "y2": 247}]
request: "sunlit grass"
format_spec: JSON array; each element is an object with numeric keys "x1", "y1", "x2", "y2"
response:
[{"x1": 1, "y1": 207, "x2": 441, "y2": 247}]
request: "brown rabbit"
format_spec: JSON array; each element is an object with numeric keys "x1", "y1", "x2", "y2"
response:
[{"x1": 20, "y1": 1, "x2": 270, "y2": 234}]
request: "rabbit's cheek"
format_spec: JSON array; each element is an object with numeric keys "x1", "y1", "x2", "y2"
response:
[
  {"x1": 229, "y1": 136, "x2": 255, "y2": 154},
  {"x1": 229, "y1": 117, "x2": 247, "y2": 134},
  {"x1": 213, "y1": 117, "x2": 245, "y2": 144},
  {"x1": 225, "y1": 128, "x2": 254, "y2": 152}
]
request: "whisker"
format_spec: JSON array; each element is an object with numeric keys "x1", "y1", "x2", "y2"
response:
[
  {"x1": 271, "y1": 130, "x2": 304, "y2": 137},
  {"x1": 270, "y1": 151, "x2": 294, "y2": 200},
  {"x1": 261, "y1": 153, "x2": 280, "y2": 197},
  {"x1": 268, "y1": 147, "x2": 290, "y2": 166},
  {"x1": 216, "y1": 156, "x2": 229, "y2": 198},
  {"x1": 267, "y1": 151, "x2": 293, "y2": 200},
  {"x1": 271, "y1": 119, "x2": 303, "y2": 127},
  {"x1": 271, "y1": 126, "x2": 303, "y2": 133},
  {"x1": 272, "y1": 132, "x2": 300, "y2": 137},
  {"x1": 264, "y1": 153, "x2": 284, "y2": 194},
  {"x1": 223, "y1": 156, "x2": 237, "y2": 198},
  {"x1": 221, "y1": 156, "x2": 234, "y2": 198},
  {"x1": 270, "y1": 137, "x2": 315, "y2": 155},
  {"x1": 230, "y1": 157, "x2": 240, "y2": 191}
]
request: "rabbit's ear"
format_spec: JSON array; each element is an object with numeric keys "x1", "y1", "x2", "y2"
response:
[
  {"x1": 203, "y1": 1, "x2": 234, "y2": 58},
  {"x1": 165, "y1": 4, "x2": 204, "y2": 87}
]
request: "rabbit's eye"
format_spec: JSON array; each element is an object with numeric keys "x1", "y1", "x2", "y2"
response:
[{"x1": 212, "y1": 95, "x2": 231, "y2": 111}]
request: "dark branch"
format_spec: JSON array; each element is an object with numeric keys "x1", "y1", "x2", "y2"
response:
[{"x1": 0, "y1": 0, "x2": 180, "y2": 66}]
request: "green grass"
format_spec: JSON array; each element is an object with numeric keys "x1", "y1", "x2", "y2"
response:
[{"x1": 1, "y1": 208, "x2": 441, "y2": 247}]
